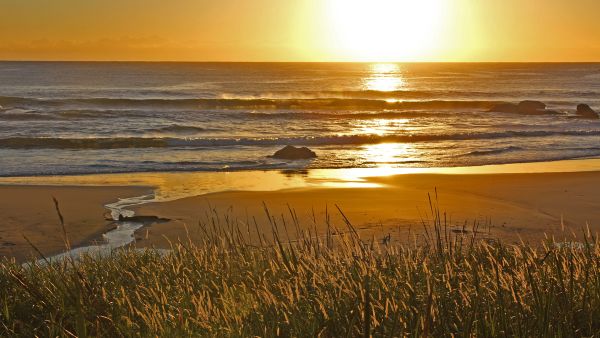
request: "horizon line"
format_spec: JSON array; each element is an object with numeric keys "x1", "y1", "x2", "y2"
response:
[{"x1": 2, "y1": 59, "x2": 600, "y2": 64}]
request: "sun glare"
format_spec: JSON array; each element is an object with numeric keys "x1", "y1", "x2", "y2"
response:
[
  {"x1": 327, "y1": 0, "x2": 446, "y2": 61},
  {"x1": 365, "y1": 63, "x2": 404, "y2": 91}
]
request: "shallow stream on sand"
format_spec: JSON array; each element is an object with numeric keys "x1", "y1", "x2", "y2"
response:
[{"x1": 30, "y1": 194, "x2": 156, "y2": 265}]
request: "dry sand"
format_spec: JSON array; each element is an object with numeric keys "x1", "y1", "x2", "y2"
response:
[
  {"x1": 1, "y1": 170, "x2": 598, "y2": 261},
  {"x1": 134, "y1": 171, "x2": 600, "y2": 249},
  {"x1": 0, "y1": 185, "x2": 149, "y2": 261}
]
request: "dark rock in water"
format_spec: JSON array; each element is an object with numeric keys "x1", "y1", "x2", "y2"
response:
[
  {"x1": 517, "y1": 100, "x2": 547, "y2": 115},
  {"x1": 489, "y1": 103, "x2": 519, "y2": 114},
  {"x1": 576, "y1": 104, "x2": 599, "y2": 119},
  {"x1": 489, "y1": 100, "x2": 553, "y2": 115},
  {"x1": 270, "y1": 145, "x2": 317, "y2": 160}
]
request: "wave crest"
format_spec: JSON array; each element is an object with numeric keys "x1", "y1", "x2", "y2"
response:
[
  {"x1": 465, "y1": 146, "x2": 524, "y2": 156},
  {"x1": 0, "y1": 96, "x2": 505, "y2": 111},
  {"x1": 151, "y1": 124, "x2": 209, "y2": 134},
  {"x1": 1, "y1": 130, "x2": 598, "y2": 150}
]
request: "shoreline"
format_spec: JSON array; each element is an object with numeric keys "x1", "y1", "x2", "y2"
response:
[
  {"x1": 2, "y1": 157, "x2": 600, "y2": 200},
  {"x1": 1, "y1": 158, "x2": 599, "y2": 261}
]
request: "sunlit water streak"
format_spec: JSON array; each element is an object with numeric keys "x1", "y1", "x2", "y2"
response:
[{"x1": 364, "y1": 63, "x2": 405, "y2": 92}]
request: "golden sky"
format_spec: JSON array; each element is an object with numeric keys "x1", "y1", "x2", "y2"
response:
[{"x1": 1, "y1": 0, "x2": 600, "y2": 62}]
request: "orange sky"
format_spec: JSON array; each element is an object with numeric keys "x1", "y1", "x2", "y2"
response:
[{"x1": 1, "y1": 0, "x2": 600, "y2": 62}]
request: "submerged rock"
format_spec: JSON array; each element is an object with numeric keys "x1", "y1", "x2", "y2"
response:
[
  {"x1": 576, "y1": 104, "x2": 599, "y2": 119},
  {"x1": 489, "y1": 103, "x2": 519, "y2": 114},
  {"x1": 270, "y1": 145, "x2": 317, "y2": 160}
]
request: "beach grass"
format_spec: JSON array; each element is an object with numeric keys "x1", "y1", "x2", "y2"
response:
[{"x1": 1, "y1": 199, "x2": 599, "y2": 337}]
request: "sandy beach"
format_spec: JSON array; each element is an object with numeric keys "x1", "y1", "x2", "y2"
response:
[
  {"x1": 134, "y1": 171, "x2": 600, "y2": 249},
  {"x1": 1, "y1": 162, "x2": 599, "y2": 262},
  {"x1": 0, "y1": 185, "x2": 149, "y2": 261}
]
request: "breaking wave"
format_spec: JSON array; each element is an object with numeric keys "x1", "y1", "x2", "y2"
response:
[
  {"x1": 1, "y1": 130, "x2": 598, "y2": 150},
  {"x1": 465, "y1": 146, "x2": 524, "y2": 156},
  {"x1": 0, "y1": 95, "x2": 506, "y2": 111},
  {"x1": 150, "y1": 124, "x2": 210, "y2": 134}
]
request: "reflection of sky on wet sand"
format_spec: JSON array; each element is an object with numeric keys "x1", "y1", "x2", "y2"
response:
[
  {"x1": 360, "y1": 143, "x2": 422, "y2": 166},
  {"x1": 0, "y1": 171, "x2": 308, "y2": 202},
  {"x1": 308, "y1": 158, "x2": 600, "y2": 188},
  {"x1": 1, "y1": 159, "x2": 600, "y2": 202}
]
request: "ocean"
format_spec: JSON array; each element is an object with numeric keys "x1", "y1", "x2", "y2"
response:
[{"x1": 0, "y1": 62, "x2": 599, "y2": 176}]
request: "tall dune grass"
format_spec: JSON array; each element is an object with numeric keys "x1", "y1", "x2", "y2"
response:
[{"x1": 1, "y1": 198, "x2": 599, "y2": 337}]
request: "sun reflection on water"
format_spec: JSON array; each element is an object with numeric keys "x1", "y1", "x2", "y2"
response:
[
  {"x1": 364, "y1": 63, "x2": 404, "y2": 92},
  {"x1": 353, "y1": 118, "x2": 410, "y2": 136}
]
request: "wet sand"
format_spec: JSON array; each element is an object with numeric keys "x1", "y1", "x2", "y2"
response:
[
  {"x1": 134, "y1": 171, "x2": 600, "y2": 248},
  {"x1": 0, "y1": 185, "x2": 149, "y2": 262}
]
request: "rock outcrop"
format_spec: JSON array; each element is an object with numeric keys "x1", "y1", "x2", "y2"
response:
[
  {"x1": 575, "y1": 104, "x2": 599, "y2": 119},
  {"x1": 270, "y1": 145, "x2": 317, "y2": 160},
  {"x1": 517, "y1": 100, "x2": 546, "y2": 114}
]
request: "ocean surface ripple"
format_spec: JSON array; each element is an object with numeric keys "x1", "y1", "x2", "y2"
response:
[{"x1": 1, "y1": 62, "x2": 599, "y2": 176}]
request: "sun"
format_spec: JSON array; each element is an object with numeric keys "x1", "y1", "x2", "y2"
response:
[{"x1": 327, "y1": 0, "x2": 446, "y2": 61}]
